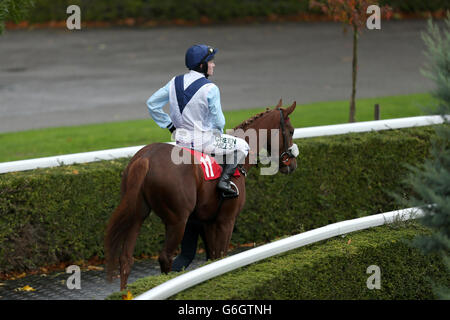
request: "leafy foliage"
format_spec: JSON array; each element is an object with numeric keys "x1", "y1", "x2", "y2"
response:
[
  {"x1": 0, "y1": 0, "x2": 34, "y2": 33},
  {"x1": 7, "y1": 0, "x2": 449, "y2": 25},
  {"x1": 420, "y1": 13, "x2": 450, "y2": 115},
  {"x1": 310, "y1": 0, "x2": 392, "y2": 32},
  {"x1": 400, "y1": 14, "x2": 450, "y2": 299},
  {"x1": 379, "y1": 0, "x2": 450, "y2": 13}
]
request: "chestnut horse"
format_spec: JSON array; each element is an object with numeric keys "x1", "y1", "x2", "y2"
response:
[{"x1": 104, "y1": 99, "x2": 298, "y2": 290}]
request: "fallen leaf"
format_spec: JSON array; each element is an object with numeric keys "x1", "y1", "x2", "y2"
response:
[
  {"x1": 240, "y1": 242, "x2": 256, "y2": 248},
  {"x1": 87, "y1": 265, "x2": 104, "y2": 271},
  {"x1": 122, "y1": 291, "x2": 134, "y2": 300},
  {"x1": 17, "y1": 285, "x2": 36, "y2": 292},
  {"x1": 347, "y1": 239, "x2": 352, "y2": 245}
]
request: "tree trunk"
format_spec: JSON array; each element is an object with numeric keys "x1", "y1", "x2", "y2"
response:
[{"x1": 349, "y1": 25, "x2": 358, "y2": 123}]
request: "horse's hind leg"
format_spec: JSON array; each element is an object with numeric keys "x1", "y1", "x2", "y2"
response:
[
  {"x1": 158, "y1": 218, "x2": 188, "y2": 274},
  {"x1": 119, "y1": 201, "x2": 150, "y2": 291},
  {"x1": 204, "y1": 219, "x2": 236, "y2": 260}
]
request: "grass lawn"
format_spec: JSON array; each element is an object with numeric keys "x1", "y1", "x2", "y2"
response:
[{"x1": 0, "y1": 93, "x2": 435, "y2": 162}]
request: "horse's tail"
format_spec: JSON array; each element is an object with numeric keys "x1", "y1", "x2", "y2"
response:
[{"x1": 104, "y1": 157, "x2": 149, "y2": 282}]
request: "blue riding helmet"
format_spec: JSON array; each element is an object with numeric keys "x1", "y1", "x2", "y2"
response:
[{"x1": 185, "y1": 44, "x2": 218, "y2": 70}]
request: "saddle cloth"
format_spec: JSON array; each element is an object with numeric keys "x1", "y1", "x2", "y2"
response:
[{"x1": 181, "y1": 147, "x2": 240, "y2": 181}]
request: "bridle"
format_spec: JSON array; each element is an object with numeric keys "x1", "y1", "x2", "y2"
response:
[
  {"x1": 243, "y1": 108, "x2": 299, "y2": 169},
  {"x1": 279, "y1": 109, "x2": 299, "y2": 167}
]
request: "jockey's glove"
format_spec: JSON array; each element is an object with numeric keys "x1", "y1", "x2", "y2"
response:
[{"x1": 167, "y1": 123, "x2": 176, "y2": 134}]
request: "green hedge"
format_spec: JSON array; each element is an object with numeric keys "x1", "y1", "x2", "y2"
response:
[
  {"x1": 20, "y1": 0, "x2": 450, "y2": 24},
  {"x1": 234, "y1": 126, "x2": 435, "y2": 243},
  {"x1": 379, "y1": 0, "x2": 450, "y2": 13},
  {"x1": 24, "y1": 0, "x2": 311, "y2": 24},
  {"x1": 0, "y1": 126, "x2": 437, "y2": 273},
  {"x1": 108, "y1": 223, "x2": 450, "y2": 300}
]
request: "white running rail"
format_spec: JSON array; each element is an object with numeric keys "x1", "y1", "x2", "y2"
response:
[
  {"x1": 0, "y1": 142, "x2": 175, "y2": 174},
  {"x1": 292, "y1": 115, "x2": 447, "y2": 139},
  {"x1": 0, "y1": 146, "x2": 144, "y2": 174},
  {"x1": 0, "y1": 115, "x2": 447, "y2": 174},
  {"x1": 134, "y1": 206, "x2": 425, "y2": 300}
]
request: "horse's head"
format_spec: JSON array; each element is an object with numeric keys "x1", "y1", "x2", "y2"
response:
[
  {"x1": 232, "y1": 99, "x2": 298, "y2": 175},
  {"x1": 273, "y1": 99, "x2": 298, "y2": 175}
]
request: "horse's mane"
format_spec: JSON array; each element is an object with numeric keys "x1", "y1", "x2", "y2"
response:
[{"x1": 233, "y1": 108, "x2": 274, "y2": 130}]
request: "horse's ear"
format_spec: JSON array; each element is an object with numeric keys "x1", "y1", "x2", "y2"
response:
[
  {"x1": 275, "y1": 99, "x2": 282, "y2": 110},
  {"x1": 281, "y1": 101, "x2": 296, "y2": 118},
  {"x1": 286, "y1": 101, "x2": 296, "y2": 116}
]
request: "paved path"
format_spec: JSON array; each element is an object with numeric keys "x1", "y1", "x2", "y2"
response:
[
  {"x1": 0, "y1": 248, "x2": 251, "y2": 300},
  {"x1": 0, "y1": 20, "x2": 438, "y2": 133},
  {"x1": 0, "y1": 257, "x2": 197, "y2": 300}
]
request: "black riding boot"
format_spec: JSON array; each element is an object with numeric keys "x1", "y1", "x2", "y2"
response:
[
  {"x1": 217, "y1": 150, "x2": 246, "y2": 198},
  {"x1": 217, "y1": 163, "x2": 239, "y2": 197}
]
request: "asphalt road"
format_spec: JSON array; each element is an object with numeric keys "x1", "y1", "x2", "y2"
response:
[{"x1": 0, "y1": 20, "x2": 436, "y2": 133}]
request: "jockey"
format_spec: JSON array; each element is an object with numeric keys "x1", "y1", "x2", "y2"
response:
[{"x1": 147, "y1": 44, "x2": 249, "y2": 197}]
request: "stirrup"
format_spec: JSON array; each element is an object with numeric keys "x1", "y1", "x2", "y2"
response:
[{"x1": 220, "y1": 181, "x2": 239, "y2": 199}]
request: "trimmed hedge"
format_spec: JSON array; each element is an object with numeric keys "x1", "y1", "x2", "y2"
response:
[
  {"x1": 0, "y1": 126, "x2": 437, "y2": 273},
  {"x1": 234, "y1": 126, "x2": 435, "y2": 243},
  {"x1": 19, "y1": 0, "x2": 450, "y2": 25},
  {"x1": 107, "y1": 223, "x2": 450, "y2": 300},
  {"x1": 0, "y1": 158, "x2": 172, "y2": 273}
]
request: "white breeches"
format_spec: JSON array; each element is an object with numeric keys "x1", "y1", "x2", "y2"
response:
[{"x1": 176, "y1": 132, "x2": 249, "y2": 164}]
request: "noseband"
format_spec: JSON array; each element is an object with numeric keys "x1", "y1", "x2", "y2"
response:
[{"x1": 279, "y1": 109, "x2": 299, "y2": 166}]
